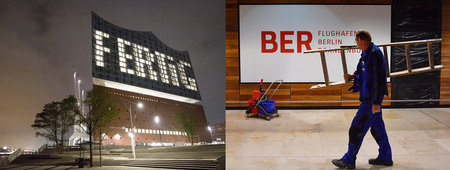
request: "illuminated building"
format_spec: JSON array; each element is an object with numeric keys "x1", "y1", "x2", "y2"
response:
[
  {"x1": 211, "y1": 122, "x2": 226, "y2": 144},
  {"x1": 90, "y1": 12, "x2": 211, "y2": 146}
]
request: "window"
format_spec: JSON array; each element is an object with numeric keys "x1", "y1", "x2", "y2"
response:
[{"x1": 93, "y1": 29, "x2": 110, "y2": 68}]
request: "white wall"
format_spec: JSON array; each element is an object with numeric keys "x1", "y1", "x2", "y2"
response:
[{"x1": 240, "y1": 5, "x2": 391, "y2": 83}]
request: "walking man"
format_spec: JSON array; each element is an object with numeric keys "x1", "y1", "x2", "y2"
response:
[{"x1": 332, "y1": 29, "x2": 393, "y2": 169}]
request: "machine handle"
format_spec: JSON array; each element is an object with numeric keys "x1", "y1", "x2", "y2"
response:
[{"x1": 259, "y1": 79, "x2": 263, "y2": 91}]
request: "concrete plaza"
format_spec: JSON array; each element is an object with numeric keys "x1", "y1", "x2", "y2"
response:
[
  {"x1": 2, "y1": 145, "x2": 224, "y2": 169},
  {"x1": 226, "y1": 108, "x2": 450, "y2": 169}
]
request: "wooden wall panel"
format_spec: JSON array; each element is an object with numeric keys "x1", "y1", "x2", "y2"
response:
[
  {"x1": 226, "y1": 0, "x2": 449, "y2": 107},
  {"x1": 291, "y1": 84, "x2": 341, "y2": 107},
  {"x1": 226, "y1": 0, "x2": 239, "y2": 107},
  {"x1": 441, "y1": 0, "x2": 450, "y2": 105},
  {"x1": 226, "y1": 32, "x2": 239, "y2": 58},
  {"x1": 239, "y1": 84, "x2": 291, "y2": 107},
  {"x1": 238, "y1": 0, "x2": 390, "y2": 4},
  {"x1": 341, "y1": 84, "x2": 361, "y2": 106}
]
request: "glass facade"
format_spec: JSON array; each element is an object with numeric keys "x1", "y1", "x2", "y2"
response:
[{"x1": 92, "y1": 12, "x2": 201, "y2": 100}]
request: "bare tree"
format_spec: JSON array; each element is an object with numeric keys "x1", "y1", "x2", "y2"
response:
[
  {"x1": 76, "y1": 86, "x2": 118, "y2": 167},
  {"x1": 93, "y1": 88, "x2": 118, "y2": 167},
  {"x1": 31, "y1": 102, "x2": 61, "y2": 152},
  {"x1": 59, "y1": 95, "x2": 79, "y2": 153},
  {"x1": 175, "y1": 111, "x2": 198, "y2": 145}
]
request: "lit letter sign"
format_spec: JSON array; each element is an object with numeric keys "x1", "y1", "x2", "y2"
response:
[
  {"x1": 93, "y1": 29, "x2": 197, "y2": 90},
  {"x1": 92, "y1": 13, "x2": 201, "y2": 100}
]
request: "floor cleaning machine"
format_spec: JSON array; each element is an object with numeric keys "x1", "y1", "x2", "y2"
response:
[{"x1": 245, "y1": 79, "x2": 283, "y2": 121}]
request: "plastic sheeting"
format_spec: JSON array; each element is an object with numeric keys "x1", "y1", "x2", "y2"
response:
[{"x1": 390, "y1": 0, "x2": 442, "y2": 107}]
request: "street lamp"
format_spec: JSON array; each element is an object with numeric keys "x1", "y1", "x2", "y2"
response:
[
  {"x1": 81, "y1": 90, "x2": 85, "y2": 112},
  {"x1": 119, "y1": 98, "x2": 143, "y2": 159},
  {"x1": 208, "y1": 126, "x2": 212, "y2": 143},
  {"x1": 77, "y1": 79, "x2": 82, "y2": 106},
  {"x1": 154, "y1": 116, "x2": 162, "y2": 146},
  {"x1": 73, "y1": 72, "x2": 77, "y2": 100}
]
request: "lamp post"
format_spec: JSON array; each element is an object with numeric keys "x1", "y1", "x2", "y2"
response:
[
  {"x1": 77, "y1": 80, "x2": 81, "y2": 106},
  {"x1": 73, "y1": 71, "x2": 77, "y2": 100},
  {"x1": 208, "y1": 126, "x2": 213, "y2": 143},
  {"x1": 81, "y1": 90, "x2": 85, "y2": 113},
  {"x1": 120, "y1": 98, "x2": 143, "y2": 159},
  {"x1": 154, "y1": 116, "x2": 162, "y2": 146}
]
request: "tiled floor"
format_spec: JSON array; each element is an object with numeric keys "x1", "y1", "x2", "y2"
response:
[{"x1": 226, "y1": 108, "x2": 450, "y2": 169}]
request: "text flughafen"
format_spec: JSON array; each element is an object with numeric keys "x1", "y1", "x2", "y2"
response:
[{"x1": 93, "y1": 29, "x2": 198, "y2": 91}]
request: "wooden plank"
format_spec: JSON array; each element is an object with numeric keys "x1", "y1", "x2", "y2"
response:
[
  {"x1": 427, "y1": 42, "x2": 435, "y2": 69},
  {"x1": 320, "y1": 51, "x2": 330, "y2": 86},
  {"x1": 226, "y1": 0, "x2": 237, "y2": 5},
  {"x1": 442, "y1": 0, "x2": 450, "y2": 105},
  {"x1": 341, "y1": 83, "x2": 361, "y2": 106},
  {"x1": 226, "y1": 76, "x2": 239, "y2": 90},
  {"x1": 405, "y1": 44, "x2": 412, "y2": 73},
  {"x1": 311, "y1": 81, "x2": 349, "y2": 89},
  {"x1": 225, "y1": 32, "x2": 238, "y2": 48},
  {"x1": 239, "y1": 0, "x2": 391, "y2": 4},
  {"x1": 389, "y1": 65, "x2": 445, "y2": 77},
  {"x1": 226, "y1": 31, "x2": 239, "y2": 58},
  {"x1": 340, "y1": 49, "x2": 349, "y2": 83},
  {"x1": 225, "y1": 57, "x2": 239, "y2": 77},
  {"x1": 383, "y1": 46, "x2": 390, "y2": 77},
  {"x1": 291, "y1": 84, "x2": 341, "y2": 107},
  {"x1": 239, "y1": 84, "x2": 291, "y2": 107},
  {"x1": 226, "y1": 7, "x2": 238, "y2": 32},
  {"x1": 225, "y1": 57, "x2": 239, "y2": 67}
]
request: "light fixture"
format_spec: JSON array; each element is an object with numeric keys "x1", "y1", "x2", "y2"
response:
[{"x1": 154, "y1": 116, "x2": 160, "y2": 124}]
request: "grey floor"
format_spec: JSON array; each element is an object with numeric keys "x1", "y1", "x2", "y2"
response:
[{"x1": 226, "y1": 108, "x2": 450, "y2": 170}]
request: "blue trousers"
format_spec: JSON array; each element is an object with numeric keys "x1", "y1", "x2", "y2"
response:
[{"x1": 342, "y1": 101, "x2": 392, "y2": 164}]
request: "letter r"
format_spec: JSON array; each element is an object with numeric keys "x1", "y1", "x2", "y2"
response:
[{"x1": 297, "y1": 31, "x2": 313, "y2": 53}]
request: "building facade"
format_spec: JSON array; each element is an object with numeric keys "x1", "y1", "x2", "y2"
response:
[
  {"x1": 90, "y1": 12, "x2": 211, "y2": 146},
  {"x1": 211, "y1": 122, "x2": 225, "y2": 144}
]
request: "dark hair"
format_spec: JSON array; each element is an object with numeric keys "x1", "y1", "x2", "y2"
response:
[{"x1": 356, "y1": 29, "x2": 372, "y2": 42}]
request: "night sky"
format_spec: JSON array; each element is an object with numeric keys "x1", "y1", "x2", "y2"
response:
[{"x1": 0, "y1": 0, "x2": 225, "y2": 149}]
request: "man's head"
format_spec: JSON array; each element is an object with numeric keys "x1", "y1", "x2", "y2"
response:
[{"x1": 355, "y1": 29, "x2": 372, "y2": 50}]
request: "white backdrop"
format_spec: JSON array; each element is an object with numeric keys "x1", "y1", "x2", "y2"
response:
[{"x1": 239, "y1": 5, "x2": 391, "y2": 83}]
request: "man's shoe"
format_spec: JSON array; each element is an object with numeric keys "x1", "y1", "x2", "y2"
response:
[
  {"x1": 368, "y1": 158, "x2": 393, "y2": 166},
  {"x1": 332, "y1": 159, "x2": 355, "y2": 169}
]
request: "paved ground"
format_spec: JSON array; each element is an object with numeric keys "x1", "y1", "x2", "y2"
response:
[
  {"x1": 227, "y1": 108, "x2": 450, "y2": 169},
  {"x1": 0, "y1": 165, "x2": 166, "y2": 170},
  {"x1": 2, "y1": 144, "x2": 224, "y2": 169}
]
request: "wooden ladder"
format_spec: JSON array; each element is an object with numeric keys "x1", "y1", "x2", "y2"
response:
[{"x1": 304, "y1": 38, "x2": 443, "y2": 89}]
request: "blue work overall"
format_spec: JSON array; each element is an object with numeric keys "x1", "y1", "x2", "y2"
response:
[{"x1": 342, "y1": 43, "x2": 392, "y2": 165}]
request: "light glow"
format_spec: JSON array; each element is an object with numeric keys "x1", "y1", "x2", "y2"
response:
[
  {"x1": 137, "y1": 102, "x2": 143, "y2": 108},
  {"x1": 93, "y1": 78, "x2": 200, "y2": 104},
  {"x1": 154, "y1": 116, "x2": 160, "y2": 124}
]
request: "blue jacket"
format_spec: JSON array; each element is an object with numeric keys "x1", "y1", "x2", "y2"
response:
[{"x1": 350, "y1": 43, "x2": 389, "y2": 105}]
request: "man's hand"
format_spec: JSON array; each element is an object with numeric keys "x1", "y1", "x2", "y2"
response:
[
  {"x1": 372, "y1": 104, "x2": 380, "y2": 114},
  {"x1": 347, "y1": 74, "x2": 355, "y2": 81}
]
